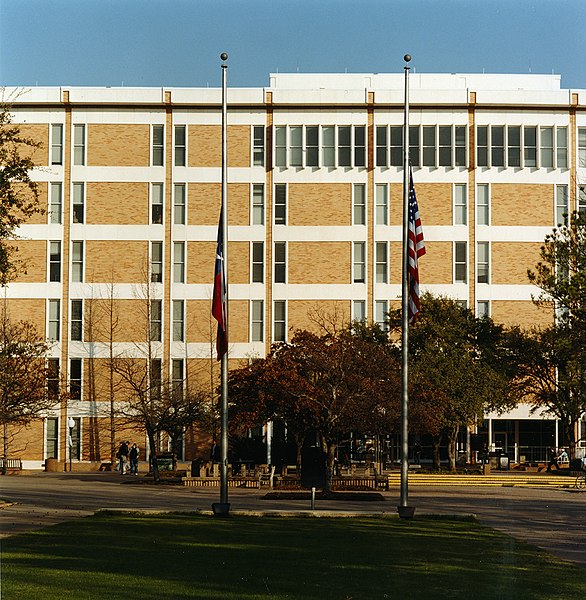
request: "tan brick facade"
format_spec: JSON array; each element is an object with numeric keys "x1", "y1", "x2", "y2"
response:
[
  {"x1": 288, "y1": 183, "x2": 351, "y2": 226},
  {"x1": 86, "y1": 182, "x2": 149, "y2": 224},
  {"x1": 491, "y1": 300, "x2": 553, "y2": 329},
  {"x1": 390, "y1": 183, "x2": 452, "y2": 226},
  {"x1": 288, "y1": 241, "x2": 350, "y2": 284},
  {"x1": 188, "y1": 125, "x2": 250, "y2": 167},
  {"x1": 491, "y1": 242, "x2": 542, "y2": 285},
  {"x1": 492, "y1": 184, "x2": 552, "y2": 227},
  {"x1": 87, "y1": 124, "x2": 150, "y2": 166},
  {"x1": 10, "y1": 239, "x2": 47, "y2": 282},
  {"x1": 288, "y1": 300, "x2": 351, "y2": 333},
  {"x1": 85, "y1": 240, "x2": 148, "y2": 283}
]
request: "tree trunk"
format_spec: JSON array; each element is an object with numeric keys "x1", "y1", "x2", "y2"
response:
[
  {"x1": 321, "y1": 437, "x2": 337, "y2": 492},
  {"x1": 147, "y1": 428, "x2": 160, "y2": 482},
  {"x1": 447, "y1": 427, "x2": 459, "y2": 473}
]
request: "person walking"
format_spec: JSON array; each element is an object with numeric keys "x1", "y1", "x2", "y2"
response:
[
  {"x1": 117, "y1": 441, "x2": 129, "y2": 475},
  {"x1": 129, "y1": 443, "x2": 139, "y2": 475},
  {"x1": 546, "y1": 447, "x2": 559, "y2": 472}
]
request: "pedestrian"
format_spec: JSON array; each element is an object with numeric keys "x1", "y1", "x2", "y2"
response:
[
  {"x1": 546, "y1": 447, "x2": 559, "y2": 472},
  {"x1": 129, "y1": 443, "x2": 139, "y2": 475},
  {"x1": 414, "y1": 441, "x2": 422, "y2": 465},
  {"x1": 117, "y1": 441, "x2": 129, "y2": 475},
  {"x1": 210, "y1": 439, "x2": 220, "y2": 463}
]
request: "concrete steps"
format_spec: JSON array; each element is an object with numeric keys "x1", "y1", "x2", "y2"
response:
[{"x1": 387, "y1": 473, "x2": 577, "y2": 487}]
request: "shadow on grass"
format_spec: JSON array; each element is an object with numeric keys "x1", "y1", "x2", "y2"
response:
[{"x1": 3, "y1": 514, "x2": 585, "y2": 599}]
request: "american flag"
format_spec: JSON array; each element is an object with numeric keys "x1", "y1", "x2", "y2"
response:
[
  {"x1": 212, "y1": 213, "x2": 228, "y2": 360},
  {"x1": 408, "y1": 169, "x2": 425, "y2": 323}
]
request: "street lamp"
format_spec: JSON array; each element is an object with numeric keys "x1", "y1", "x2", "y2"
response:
[{"x1": 68, "y1": 417, "x2": 75, "y2": 472}]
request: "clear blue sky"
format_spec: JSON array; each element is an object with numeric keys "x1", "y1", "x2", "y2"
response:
[{"x1": 1, "y1": 0, "x2": 584, "y2": 89}]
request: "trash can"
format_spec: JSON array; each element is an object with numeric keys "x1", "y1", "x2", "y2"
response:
[
  {"x1": 499, "y1": 455, "x2": 509, "y2": 470},
  {"x1": 45, "y1": 457, "x2": 61, "y2": 472}
]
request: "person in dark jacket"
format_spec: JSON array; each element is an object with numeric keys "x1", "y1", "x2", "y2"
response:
[
  {"x1": 117, "y1": 441, "x2": 129, "y2": 475},
  {"x1": 129, "y1": 443, "x2": 139, "y2": 475}
]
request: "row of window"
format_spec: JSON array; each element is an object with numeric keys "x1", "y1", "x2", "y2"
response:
[
  {"x1": 48, "y1": 123, "x2": 586, "y2": 170},
  {"x1": 47, "y1": 180, "x2": 586, "y2": 228}
]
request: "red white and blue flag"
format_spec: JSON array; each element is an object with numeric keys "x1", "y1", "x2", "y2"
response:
[
  {"x1": 212, "y1": 213, "x2": 228, "y2": 360},
  {"x1": 408, "y1": 168, "x2": 425, "y2": 324}
]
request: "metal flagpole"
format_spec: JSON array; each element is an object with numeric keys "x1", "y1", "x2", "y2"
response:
[
  {"x1": 399, "y1": 53, "x2": 414, "y2": 518},
  {"x1": 215, "y1": 52, "x2": 230, "y2": 515}
]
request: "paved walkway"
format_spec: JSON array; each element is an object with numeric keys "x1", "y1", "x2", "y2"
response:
[{"x1": 1, "y1": 472, "x2": 585, "y2": 568}]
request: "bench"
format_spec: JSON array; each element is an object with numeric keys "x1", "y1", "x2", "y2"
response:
[
  {"x1": 258, "y1": 465, "x2": 276, "y2": 489},
  {"x1": 0, "y1": 458, "x2": 23, "y2": 471}
]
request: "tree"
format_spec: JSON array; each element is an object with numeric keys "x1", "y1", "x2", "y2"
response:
[
  {"x1": 520, "y1": 211, "x2": 586, "y2": 458},
  {"x1": 388, "y1": 294, "x2": 516, "y2": 471},
  {"x1": 0, "y1": 308, "x2": 54, "y2": 473},
  {"x1": 0, "y1": 99, "x2": 43, "y2": 284}
]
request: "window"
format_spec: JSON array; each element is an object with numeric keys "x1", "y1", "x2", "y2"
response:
[
  {"x1": 353, "y1": 242, "x2": 366, "y2": 283},
  {"x1": 376, "y1": 126, "x2": 387, "y2": 167},
  {"x1": 252, "y1": 184, "x2": 264, "y2": 225},
  {"x1": 274, "y1": 242, "x2": 286, "y2": 283},
  {"x1": 352, "y1": 300, "x2": 366, "y2": 322},
  {"x1": 438, "y1": 126, "x2": 452, "y2": 166},
  {"x1": 253, "y1": 126, "x2": 265, "y2": 166},
  {"x1": 306, "y1": 126, "x2": 319, "y2": 166},
  {"x1": 454, "y1": 242, "x2": 467, "y2": 283},
  {"x1": 476, "y1": 184, "x2": 490, "y2": 226},
  {"x1": 50, "y1": 182, "x2": 62, "y2": 224},
  {"x1": 390, "y1": 126, "x2": 403, "y2": 166},
  {"x1": 47, "y1": 358, "x2": 60, "y2": 400},
  {"x1": 540, "y1": 127, "x2": 554, "y2": 168},
  {"x1": 251, "y1": 242, "x2": 264, "y2": 283},
  {"x1": 491, "y1": 126, "x2": 504, "y2": 167},
  {"x1": 71, "y1": 241, "x2": 83, "y2": 282},
  {"x1": 48, "y1": 299, "x2": 60, "y2": 341},
  {"x1": 477, "y1": 126, "x2": 488, "y2": 167},
  {"x1": 455, "y1": 126, "x2": 466, "y2": 166},
  {"x1": 151, "y1": 359, "x2": 162, "y2": 398},
  {"x1": 173, "y1": 183, "x2": 186, "y2": 225},
  {"x1": 423, "y1": 126, "x2": 436, "y2": 167},
  {"x1": 579, "y1": 128, "x2": 586, "y2": 168},
  {"x1": 375, "y1": 184, "x2": 388, "y2": 225},
  {"x1": 251, "y1": 300, "x2": 264, "y2": 342},
  {"x1": 455, "y1": 300, "x2": 468, "y2": 311},
  {"x1": 275, "y1": 126, "x2": 287, "y2": 167},
  {"x1": 322, "y1": 126, "x2": 335, "y2": 167},
  {"x1": 172, "y1": 300, "x2": 184, "y2": 342},
  {"x1": 51, "y1": 124, "x2": 63, "y2": 165},
  {"x1": 152, "y1": 125, "x2": 164, "y2": 166},
  {"x1": 409, "y1": 126, "x2": 420, "y2": 167},
  {"x1": 353, "y1": 184, "x2": 366, "y2": 225},
  {"x1": 151, "y1": 183, "x2": 164, "y2": 224},
  {"x1": 73, "y1": 124, "x2": 85, "y2": 166},
  {"x1": 375, "y1": 242, "x2": 388, "y2": 283},
  {"x1": 150, "y1": 300, "x2": 162, "y2": 341},
  {"x1": 273, "y1": 300, "x2": 286, "y2": 342},
  {"x1": 338, "y1": 126, "x2": 351, "y2": 166},
  {"x1": 507, "y1": 126, "x2": 521, "y2": 167},
  {"x1": 71, "y1": 300, "x2": 83, "y2": 341},
  {"x1": 477, "y1": 301, "x2": 490, "y2": 319},
  {"x1": 556, "y1": 127, "x2": 567, "y2": 169},
  {"x1": 49, "y1": 241, "x2": 61, "y2": 282},
  {"x1": 173, "y1": 242, "x2": 185, "y2": 283},
  {"x1": 69, "y1": 358, "x2": 82, "y2": 400},
  {"x1": 289, "y1": 126, "x2": 302, "y2": 166},
  {"x1": 46, "y1": 417, "x2": 58, "y2": 459},
  {"x1": 477, "y1": 242, "x2": 489, "y2": 284},
  {"x1": 354, "y1": 126, "x2": 366, "y2": 167},
  {"x1": 579, "y1": 186, "x2": 586, "y2": 214},
  {"x1": 174, "y1": 125, "x2": 186, "y2": 166},
  {"x1": 151, "y1": 242, "x2": 163, "y2": 282},
  {"x1": 556, "y1": 185, "x2": 569, "y2": 226},
  {"x1": 454, "y1": 184, "x2": 467, "y2": 225},
  {"x1": 172, "y1": 359, "x2": 184, "y2": 400},
  {"x1": 524, "y1": 126, "x2": 537, "y2": 167},
  {"x1": 274, "y1": 184, "x2": 286, "y2": 225},
  {"x1": 72, "y1": 182, "x2": 84, "y2": 223},
  {"x1": 375, "y1": 300, "x2": 388, "y2": 331}
]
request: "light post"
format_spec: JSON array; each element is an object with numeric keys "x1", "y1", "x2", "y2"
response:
[{"x1": 68, "y1": 417, "x2": 75, "y2": 472}]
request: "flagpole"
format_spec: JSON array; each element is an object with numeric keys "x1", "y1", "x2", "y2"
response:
[
  {"x1": 399, "y1": 53, "x2": 414, "y2": 518},
  {"x1": 215, "y1": 51, "x2": 230, "y2": 515}
]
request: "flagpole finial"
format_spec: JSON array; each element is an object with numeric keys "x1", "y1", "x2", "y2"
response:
[
  {"x1": 404, "y1": 54, "x2": 411, "y2": 63},
  {"x1": 220, "y1": 52, "x2": 228, "y2": 63}
]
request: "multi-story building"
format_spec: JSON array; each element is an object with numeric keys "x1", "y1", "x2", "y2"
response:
[{"x1": 5, "y1": 72, "x2": 586, "y2": 469}]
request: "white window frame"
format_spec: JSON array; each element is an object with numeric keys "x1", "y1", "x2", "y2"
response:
[
  {"x1": 49, "y1": 241, "x2": 61, "y2": 282},
  {"x1": 375, "y1": 300, "x2": 388, "y2": 331},
  {"x1": 174, "y1": 125, "x2": 186, "y2": 167},
  {"x1": 150, "y1": 299, "x2": 162, "y2": 341},
  {"x1": 150, "y1": 241, "x2": 163, "y2": 283},
  {"x1": 151, "y1": 124, "x2": 165, "y2": 166},
  {"x1": 173, "y1": 183, "x2": 186, "y2": 225},
  {"x1": 172, "y1": 300, "x2": 185, "y2": 342},
  {"x1": 252, "y1": 184, "x2": 265, "y2": 225},
  {"x1": 50, "y1": 182, "x2": 62, "y2": 224},
  {"x1": 578, "y1": 128, "x2": 586, "y2": 168},
  {"x1": 353, "y1": 183, "x2": 366, "y2": 225},
  {"x1": 252, "y1": 125, "x2": 265, "y2": 167},
  {"x1": 274, "y1": 184, "x2": 287, "y2": 225},
  {"x1": 69, "y1": 358, "x2": 82, "y2": 401},
  {"x1": 477, "y1": 241, "x2": 490, "y2": 284},
  {"x1": 50, "y1": 124, "x2": 63, "y2": 166},
  {"x1": 477, "y1": 300, "x2": 490, "y2": 319},
  {"x1": 173, "y1": 241, "x2": 185, "y2": 283},
  {"x1": 73, "y1": 124, "x2": 86, "y2": 166},
  {"x1": 150, "y1": 183, "x2": 164, "y2": 225},
  {"x1": 375, "y1": 184, "x2": 388, "y2": 225},
  {"x1": 251, "y1": 300, "x2": 264, "y2": 342},
  {"x1": 555, "y1": 185, "x2": 569, "y2": 227},
  {"x1": 71, "y1": 240, "x2": 84, "y2": 283},
  {"x1": 72, "y1": 182, "x2": 84, "y2": 224},
  {"x1": 251, "y1": 241, "x2": 264, "y2": 284},
  {"x1": 454, "y1": 184, "x2": 467, "y2": 225},
  {"x1": 353, "y1": 242, "x2": 366, "y2": 283},
  {"x1": 48, "y1": 299, "x2": 60, "y2": 341},
  {"x1": 454, "y1": 242, "x2": 467, "y2": 284},
  {"x1": 352, "y1": 300, "x2": 366, "y2": 323},
  {"x1": 375, "y1": 242, "x2": 388, "y2": 284},
  {"x1": 273, "y1": 300, "x2": 286, "y2": 343},
  {"x1": 70, "y1": 299, "x2": 83, "y2": 341},
  {"x1": 476, "y1": 184, "x2": 490, "y2": 226},
  {"x1": 274, "y1": 241, "x2": 286, "y2": 284}
]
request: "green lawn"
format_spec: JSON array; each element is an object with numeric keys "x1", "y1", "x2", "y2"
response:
[{"x1": 2, "y1": 513, "x2": 585, "y2": 599}]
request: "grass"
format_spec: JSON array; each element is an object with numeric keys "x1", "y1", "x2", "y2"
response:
[{"x1": 2, "y1": 513, "x2": 585, "y2": 599}]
